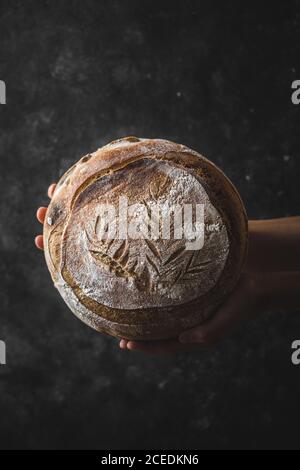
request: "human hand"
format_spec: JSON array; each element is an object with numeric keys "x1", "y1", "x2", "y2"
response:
[
  {"x1": 119, "y1": 217, "x2": 300, "y2": 354},
  {"x1": 36, "y1": 191, "x2": 300, "y2": 354},
  {"x1": 119, "y1": 273, "x2": 261, "y2": 355},
  {"x1": 35, "y1": 183, "x2": 57, "y2": 250}
]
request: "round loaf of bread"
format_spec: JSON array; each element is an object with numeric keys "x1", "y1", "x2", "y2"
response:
[{"x1": 43, "y1": 137, "x2": 248, "y2": 340}]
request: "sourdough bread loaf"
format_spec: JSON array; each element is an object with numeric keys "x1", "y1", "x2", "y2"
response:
[{"x1": 44, "y1": 137, "x2": 248, "y2": 340}]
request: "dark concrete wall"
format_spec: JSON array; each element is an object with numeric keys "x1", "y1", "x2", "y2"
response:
[{"x1": 0, "y1": 0, "x2": 300, "y2": 449}]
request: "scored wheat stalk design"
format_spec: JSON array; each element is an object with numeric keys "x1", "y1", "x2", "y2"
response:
[{"x1": 83, "y1": 174, "x2": 211, "y2": 292}]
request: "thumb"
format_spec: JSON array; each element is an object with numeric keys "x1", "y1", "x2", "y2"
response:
[{"x1": 179, "y1": 275, "x2": 253, "y2": 345}]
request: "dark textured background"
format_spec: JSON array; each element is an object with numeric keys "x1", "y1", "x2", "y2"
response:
[{"x1": 0, "y1": 0, "x2": 300, "y2": 450}]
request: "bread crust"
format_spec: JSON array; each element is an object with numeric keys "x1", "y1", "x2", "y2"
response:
[{"x1": 43, "y1": 137, "x2": 248, "y2": 340}]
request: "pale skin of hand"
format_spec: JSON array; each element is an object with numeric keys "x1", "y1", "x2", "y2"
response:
[{"x1": 36, "y1": 184, "x2": 300, "y2": 355}]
